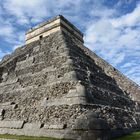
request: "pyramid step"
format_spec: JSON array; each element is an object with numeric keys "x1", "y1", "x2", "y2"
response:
[
  {"x1": 15, "y1": 55, "x2": 72, "y2": 75},
  {"x1": 0, "y1": 83, "x2": 20, "y2": 95},
  {"x1": 90, "y1": 86, "x2": 133, "y2": 108},
  {"x1": 74, "y1": 67, "x2": 119, "y2": 87},
  {"x1": 17, "y1": 67, "x2": 77, "y2": 87},
  {"x1": 0, "y1": 80, "x2": 78, "y2": 104},
  {"x1": 77, "y1": 72, "x2": 124, "y2": 96},
  {"x1": 0, "y1": 78, "x2": 19, "y2": 87},
  {"x1": 0, "y1": 120, "x2": 24, "y2": 129},
  {"x1": 15, "y1": 62, "x2": 45, "y2": 76}
]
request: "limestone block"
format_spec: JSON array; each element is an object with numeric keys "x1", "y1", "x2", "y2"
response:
[
  {"x1": 76, "y1": 83, "x2": 86, "y2": 96},
  {"x1": 0, "y1": 78, "x2": 19, "y2": 87},
  {"x1": 0, "y1": 120, "x2": 24, "y2": 129},
  {"x1": 47, "y1": 75, "x2": 56, "y2": 83},
  {"x1": 44, "y1": 124, "x2": 66, "y2": 129},
  {"x1": 55, "y1": 70, "x2": 77, "y2": 81},
  {"x1": 65, "y1": 58, "x2": 73, "y2": 65},
  {"x1": 0, "y1": 102, "x2": 18, "y2": 110},
  {"x1": 64, "y1": 71, "x2": 77, "y2": 80},
  {"x1": 66, "y1": 97, "x2": 86, "y2": 105},
  {"x1": 41, "y1": 97, "x2": 49, "y2": 107},
  {"x1": 49, "y1": 124, "x2": 66, "y2": 129},
  {"x1": 8, "y1": 78, "x2": 19, "y2": 83},
  {"x1": 41, "y1": 96, "x2": 86, "y2": 107},
  {"x1": 0, "y1": 109, "x2": 5, "y2": 120},
  {"x1": 73, "y1": 118, "x2": 109, "y2": 130},
  {"x1": 33, "y1": 45, "x2": 40, "y2": 53},
  {"x1": 59, "y1": 51, "x2": 69, "y2": 57},
  {"x1": 41, "y1": 98, "x2": 65, "y2": 107},
  {"x1": 23, "y1": 122, "x2": 42, "y2": 130},
  {"x1": 0, "y1": 102, "x2": 11, "y2": 107},
  {"x1": 67, "y1": 82, "x2": 86, "y2": 98},
  {"x1": 16, "y1": 56, "x2": 34, "y2": 70},
  {"x1": 12, "y1": 104, "x2": 18, "y2": 109},
  {"x1": 61, "y1": 59, "x2": 72, "y2": 67},
  {"x1": 0, "y1": 109, "x2": 5, "y2": 116},
  {"x1": 86, "y1": 111, "x2": 100, "y2": 118},
  {"x1": 42, "y1": 67, "x2": 55, "y2": 73},
  {"x1": 66, "y1": 89, "x2": 77, "y2": 97},
  {"x1": 0, "y1": 117, "x2": 2, "y2": 121},
  {"x1": 44, "y1": 124, "x2": 50, "y2": 129},
  {"x1": 2, "y1": 72, "x2": 8, "y2": 82}
]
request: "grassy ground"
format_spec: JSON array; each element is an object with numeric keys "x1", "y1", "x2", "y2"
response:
[
  {"x1": 0, "y1": 134, "x2": 70, "y2": 140},
  {"x1": 0, "y1": 132, "x2": 140, "y2": 140},
  {"x1": 113, "y1": 131, "x2": 140, "y2": 140}
]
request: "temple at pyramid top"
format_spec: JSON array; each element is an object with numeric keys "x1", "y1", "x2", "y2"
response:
[{"x1": 25, "y1": 15, "x2": 84, "y2": 44}]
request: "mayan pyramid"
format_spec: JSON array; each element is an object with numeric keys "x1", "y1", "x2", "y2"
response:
[{"x1": 0, "y1": 15, "x2": 140, "y2": 140}]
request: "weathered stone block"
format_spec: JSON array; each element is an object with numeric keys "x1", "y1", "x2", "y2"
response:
[
  {"x1": 44, "y1": 124, "x2": 50, "y2": 129},
  {"x1": 0, "y1": 120, "x2": 24, "y2": 129},
  {"x1": 64, "y1": 71, "x2": 77, "y2": 81},
  {"x1": 44, "y1": 124, "x2": 66, "y2": 129},
  {"x1": 23, "y1": 123, "x2": 42, "y2": 130},
  {"x1": 49, "y1": 124, "x2": 66, "y2": 129},
  {"x1": 73, "y1": 117, "x2": 109, "y2": 130},
  {"x1": 0, "y1": 109, "x2": 5, "y2": 116},
  {"x1": 66, "y1": 82, "x2": 86, "y2": 98},
  {"x1": 33, "y1": 45, "x2": 40, "y2": 53}
]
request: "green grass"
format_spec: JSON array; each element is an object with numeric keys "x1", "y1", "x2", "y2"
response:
[
  {"x1": 0, "y1": 134, "x2": 70, "y2": 140},
  {"x1": 113, "y1": 131, "x2": 140, "y2": 140},
  {"x1": 0, "y1": 132, "x2": 140, "y2": 140}
]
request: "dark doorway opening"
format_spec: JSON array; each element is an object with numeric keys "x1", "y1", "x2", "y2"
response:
[{"x1": 39, "y1": 35, "x2": 43, "y2": 40}]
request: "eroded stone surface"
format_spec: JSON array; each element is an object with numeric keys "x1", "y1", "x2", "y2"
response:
[{"x1": 0, "y1": 121, "x2": 24, "y2": 129}]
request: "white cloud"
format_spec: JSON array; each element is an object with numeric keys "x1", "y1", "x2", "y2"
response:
[
  {"x1": 0, "y1": 6, "x2": 2, "y2": 16},
  {"x1": 121, "y1": 62, "x2": 137, "y2": 69},
  {"x1": 84, "y1": 18, "x2": 124, "y2": 66},
  {"x1": 90, "y1": 1, "x2": 116, "y2": 18},
  {"x1": 111, "y1": 3, "x2": 140, "y2": 27},
  {"x1": 3, "y1": 0, "x2": 49, "y2": 25},
  {"x1": 2, "y1": 0, "x2": 88, "y2": 25},
  {"x1": 0, "y1": 25, "x2": 14, "y2": 37},
  {"x1": 0, "y1": 19, "x2": 16, "y2": 44},
  {"x1": 84, "y1": 2, "x2": 140, "y2": 84},
  {"x1": 123, "y1": 63, "x2": 140, "y2": 85}
]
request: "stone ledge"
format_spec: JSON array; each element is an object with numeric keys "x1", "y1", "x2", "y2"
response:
[
  {"x1": 44, "y1": 124, "x2": 66, "y2": 130},
  {"x1": 25, "y1": 15, "x2": 83, "y2": 44},
  {"x1": 23, "y1": 123, "x2": 42, "y2": 130},
  {"x1": 0, "y1": 121, "x2": 24, "y2": 129},
  {"x1": 0, "y1": 79, "x2": 19, "y2": 87}
]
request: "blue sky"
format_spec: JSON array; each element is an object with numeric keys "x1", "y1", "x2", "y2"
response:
[{"x1": 0, "y1": 0, "x2": 140, "y2": 85}]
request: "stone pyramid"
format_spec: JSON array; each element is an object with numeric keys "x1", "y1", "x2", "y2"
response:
[{"x1": 0, "y1": 15, "x2": 140, "y2": 140}]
